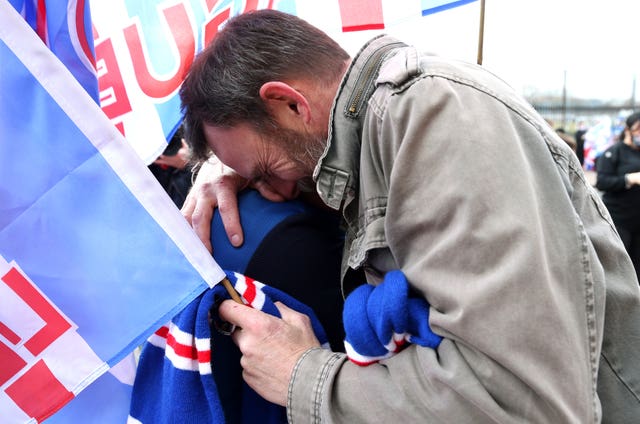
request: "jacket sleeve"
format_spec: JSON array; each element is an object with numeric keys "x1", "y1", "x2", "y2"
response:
[
  {"x1": 289, "y1": 75, "x2": 606, "y2": 423},
  {"x1": 595, "y1": 146, "x2": 627, "y2": 192}
]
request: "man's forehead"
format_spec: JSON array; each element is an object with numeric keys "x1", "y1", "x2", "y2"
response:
[
  {"x1": 202, "y1": 123, "x2": 247, "y2": 150},
  {"x1": 201, "y1": 122, "x2": 261, "y2": 179}
]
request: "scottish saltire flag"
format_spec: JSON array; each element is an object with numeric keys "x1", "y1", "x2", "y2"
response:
[{"x1": 0, "y1": 1, "x2": 225, "y2": 423}]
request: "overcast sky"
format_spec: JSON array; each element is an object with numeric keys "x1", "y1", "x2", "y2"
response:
[{"x1": 299, "y1": 0, "x2": 640, "y2": 101}]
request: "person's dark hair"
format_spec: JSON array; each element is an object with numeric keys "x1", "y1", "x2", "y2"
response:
[
  {"x1": 163, "y1": 124, "x2": 184, "y2": 156},
  {"x1": 620, "y1": 111, "x2": 640, "y2": 142},
  {"x1": 180, "y1": 9, "x2": 350, "y2": 162}
]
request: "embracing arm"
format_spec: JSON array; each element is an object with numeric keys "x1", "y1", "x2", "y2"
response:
[
  {"x1": 181, "y1": 157, "x2": 248, "y2": 252},
  {"x1": 182, "y1": 156, "x2": 294, "y2": 252}
]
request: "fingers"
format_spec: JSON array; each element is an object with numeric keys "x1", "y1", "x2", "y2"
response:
[
  {"x1": 180, "y1": 158, "x2": 248, "y2": 251},
  {"x1": 273, "y1": 301, "x2": 321, "y2": 346},
  {"x1": 153, "y1": 155, "x2": 167, "y2": 166},
  {"x1": 180, "y1": 191, "x2": 196, "y2": 226},
  {"x1": 154, "y1": 154, "x2": 188, "y2": 169},
  {"x1": 216, "y1": 181, "x2": 244, "y2": 247},
  {"x1": 218, "y1": 300, "x2": 320, "y2": 348},
  {"x1": 217, "y1": 299, "x2": 321, "y2": 406},
  {"x1": 218, "y1": 299, "x2": 265, "y2": 329},
  {"x1": 191, "y1": 191, "x2": 215, "y2": 253},
  {"x1": 180, "y1": 175, "x2": 216, "y2": 253}
]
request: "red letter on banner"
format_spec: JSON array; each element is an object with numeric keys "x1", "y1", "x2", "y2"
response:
[
  {"x1": 124, "y1": 3, "x2": 195, "y2": 99},
  {"x1": 96, "y1": 37, "x2": 133, "y2": 127},
  {"x1": 202, "y1": 0, "x2": 275, "y2": 47},
  {"x1": 203, "y1": 6, "x2": 230, "y2": 47},
  {"x1": 1, "y1": 268, "x2": 72, "y2": 357}
]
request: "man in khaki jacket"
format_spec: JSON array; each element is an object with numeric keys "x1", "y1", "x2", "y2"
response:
[{"x1": 180, "y1": 9, "x2": 640, "y2": 423}]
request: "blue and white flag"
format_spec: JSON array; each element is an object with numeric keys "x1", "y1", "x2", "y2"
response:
[{"x1": 0, "y1": 1, "x2": 225, "y2": 422}]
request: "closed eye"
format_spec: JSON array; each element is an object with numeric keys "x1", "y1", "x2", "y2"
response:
[{"x1": 250, "y1": 158, "x2": 273, "y2": 185}]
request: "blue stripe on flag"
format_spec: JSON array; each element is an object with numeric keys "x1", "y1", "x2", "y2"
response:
[{"x1": 421, "y1": 0, "x2": 478, "y2": 16}]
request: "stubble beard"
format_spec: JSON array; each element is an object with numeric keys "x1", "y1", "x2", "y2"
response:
[{"x1": 266, "y1": 126, "x2": 328, "y2": 193}]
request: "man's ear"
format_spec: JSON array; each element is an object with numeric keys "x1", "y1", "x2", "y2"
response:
[{"x1": 259, "y1": 81, "x2": 311, "y2": 126}]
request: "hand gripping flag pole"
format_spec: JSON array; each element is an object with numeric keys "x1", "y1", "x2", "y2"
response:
[{"x1": 221, "y1": 277, "x2": 244, "y2": 304}]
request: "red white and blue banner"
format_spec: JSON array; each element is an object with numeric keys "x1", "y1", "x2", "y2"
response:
[
  {"x1": 90, "y1": 0, "x2": 478, "y2": 164},
  {"x1": 90, "y1": 0, "x2": 296, "y2": 164},
  {"x1": 0, "y1": 1, "x2": 224, "y2": 422}
]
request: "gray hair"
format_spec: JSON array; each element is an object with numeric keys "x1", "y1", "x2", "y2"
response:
[{"x1": 180, "y1": 9, "x2": 350, "y2": 162}]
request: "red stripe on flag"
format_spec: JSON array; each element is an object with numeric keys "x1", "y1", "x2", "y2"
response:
[
  {"x1": 5, "y1": 359, "x2": 74, "y2": 422},
  {"x1": 0, "y1": 320, "x2": 21, "y2": 345},
  {"x1": 338, "y1": 0, "x2": 385, "y2": 32},
  {"x1": 2, "y1": 267, "x2": 72, "y2": 357},
  {"x1": 342, "y1": 23, "x2": 385, "y2": 32},
  {"x1": 75, "y1": 0, "x2": 96, "y2": 69},
  {"x1": 0, "y1": 340, "x2": 27, "y2": 386},
  {"x1": 36, "y1": 0, "x2": 47, "y2": 43}
]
